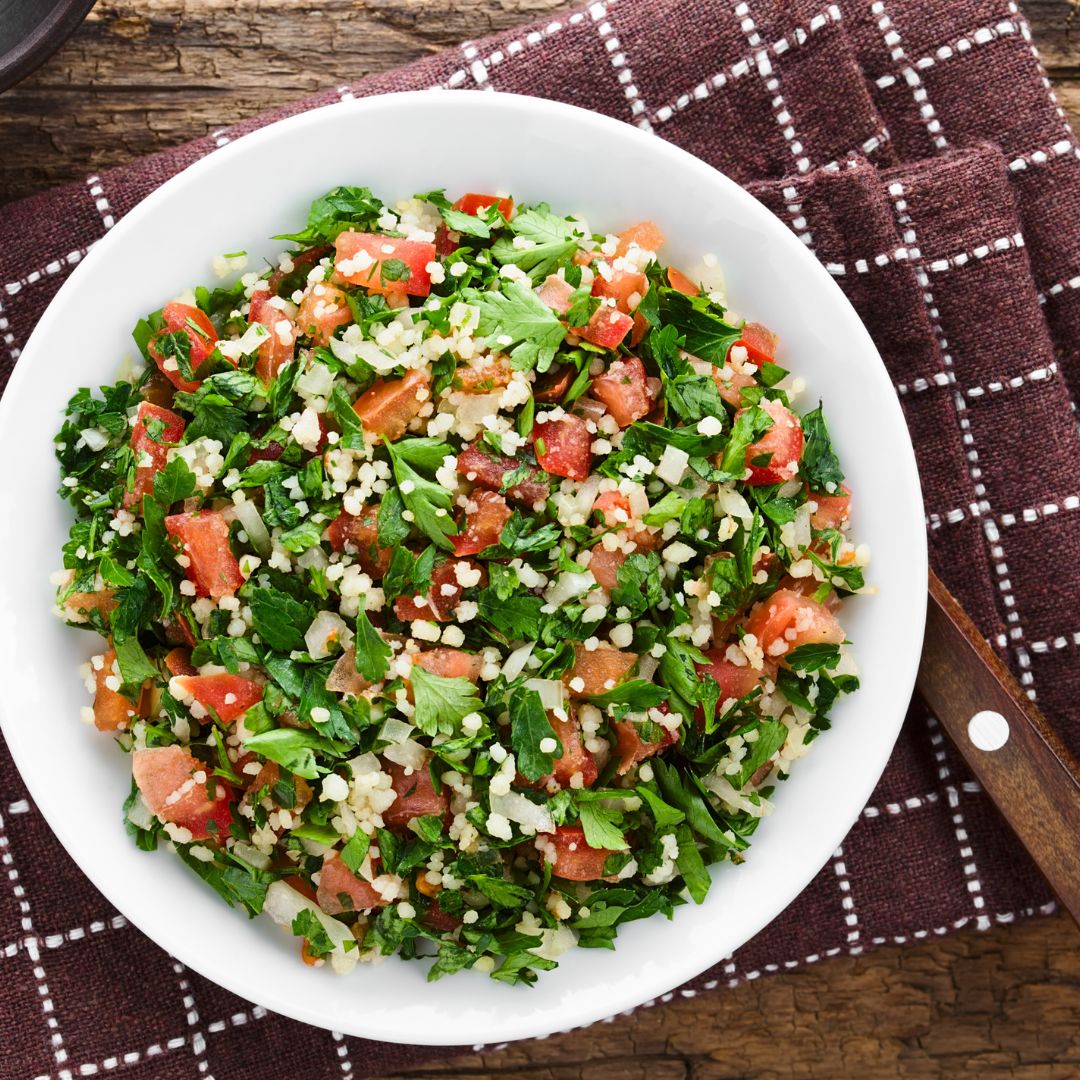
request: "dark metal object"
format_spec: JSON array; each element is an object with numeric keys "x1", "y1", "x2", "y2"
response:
[{"x1": 0, "y1": 0, "x2": 97, "y2": 94}]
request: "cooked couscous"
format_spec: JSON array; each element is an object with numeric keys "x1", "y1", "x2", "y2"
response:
[{"x1": 53, "y1": 186, "x2": 865, "y2": 983}]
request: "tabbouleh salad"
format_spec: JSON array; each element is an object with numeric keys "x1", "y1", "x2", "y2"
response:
[{"x1": 53, "y1": 186, "x2": 867, "y2": 984}]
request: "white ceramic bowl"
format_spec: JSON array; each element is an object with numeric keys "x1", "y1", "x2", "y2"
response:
[{"x1": 0, "y1": 91, "x2": 926, "y2": 1045}]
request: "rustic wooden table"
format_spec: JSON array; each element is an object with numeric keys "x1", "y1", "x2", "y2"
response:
[{"x1": 3, "y1": 2, "x2": 1080, "y2": 1077}]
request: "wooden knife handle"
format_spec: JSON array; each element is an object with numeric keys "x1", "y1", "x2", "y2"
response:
[{"x1": 916, "y1": 571, "x2": 1080, "y2": 923}]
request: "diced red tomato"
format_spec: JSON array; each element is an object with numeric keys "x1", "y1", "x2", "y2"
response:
[
  {"x1": 590, "y1": 356, "x2": 654, "y2": 428},
  {"x1": 247, "y1": 439, "x2": 285, "y2": 464},
  {"x1": 548, "y1": 825, "x2": 614, "y2": 881},
  {"x1": 394, "y1": 559, "x2": 485, "y2": 622},
  {"x1": 667, "y1": 266, "x2": 699, "y2": 295},
  {"x1": 740, "y1": 398, "x2": 803, "y2": 486},
  {"x1": 452, "y1": 193, "x2": 514, "y2": 219},
  {"x1": 744, "y1": 588, "x2": 845, "y2": 661},
  {"x1": 452, "y1": 490, "x2": 512, "y2": 556},
  {"x1": 317, "y1": 854, "x2": 385, "y2": 915},
  {"x1": 124, "y1": 402, "x2": 185, "y2": 509},
  {"x1": 616, "y1": 221, "x2": 665, "y2": 257},
  {"x1": 132, "y1": 745, "x2": 235, "y2": 842},
  {"x1": 93, "y1": 648, "x2": 146, "y2": 732},
  {"x1": 613, "y1": 716, "x2": 678, "y2": 776},
  {"x1": 148, "y1": 303, "x2": 220, "y2": 393},
  {"x1": 456, "y1": 443, "x2": 549, "y2": 506},
  {"x1": 735, "y1": 322, "x2": 779, "y2": 368},
  {"x1": 563, "y1": 643, "x2": 637, "y2": 698},
  {"x1": 454, "y1": 357, "x2": 512, "y2": 393},
  {"x1": 334, "y1": 231, "x2": 435, "y2": 297},
  {"x1": 586, "y1": 546, "x2": 628, "y2": 591},
  {"x1": 63, "y1": 589, "x2": 117, "y2": 624},
  {"x1": 173, "y1": 673, "x2": 262, "y2": 723},
  {"x1": 695, "y1": 646, "x2": 770, "y2": 704},
  {"x1": 326, "y1": 506, "x2": 392, "y2": 578},
  {"x1": 164, "y1": 648, "x2": 197, "y2": 678},
  {"x1": 423, "y1": 897, "x2": 463, "y2": 932},
  {"x1": 353, "y1": 368, "x2": 429, "y2": 442},
  {"x1": 536, "y1": 274, "x2": 574, "y2": 314},
  {"x1": 434, "y1": 225, "x2": 459, "y2": 258},
  {"x1": 141, "y1": 370, "x2": 176, "y2": 409},
  {"x1": 592, "y1": 269, "x2": 648, "y2": 314},
  {"x1": 574, "y1": 306, "x2": 634, "y2": 350},
  {"x1": 244, "y1": 760, "x2": 312, "y2": 814},
  {"x1": 713, "y1": 366, "x2": 757, "y2": 408},
  {"x1": 248, "y1": 290, "x2": 298, "y2": 385},
  {"x1": 810, "y1": 485, "x2": 852, "y2": 531},
  {"x1": 165, "y1": 511, "x2": 244, "y2": 599},
  {"x1": 294, "y1": 283, "x2": 352, "y2": 348},
  {"x1": 163, "y1": 611, "x2": 198, "y2": 648},
  {"x1": 629, "y1": 311, "x2": 649, "y2": 348},
  {"x1": 531, "y1": 414, "x2": 592, "y2": 481},
  {"x1": 412, "y1": 648, "x2": 483, "y2": 683},
  {"x1": 382, "y1": 759, "x2": 448, "y2": 832},
  {"x1": 534, "y1": 365, "x2": 573, "y2": 403},
  {"x1": 266, "y1": 245, "x2": 332, "y2": 294},
  {"x1": 545, "y1": 711, "x2": 597, "y2": 788},
  {"x1": 592, "y1": 490, "x2": 632, "y2": 525}
]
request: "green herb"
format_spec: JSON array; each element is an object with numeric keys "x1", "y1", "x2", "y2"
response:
[
  {"x1": 410, "y1": 666, "x2": 483, "y2": 738},
  {"x1": 508, "y1": 687, "x2": 560, "y2": 782},
  {"x1": 470, "y1": 282, "x2": 568, "y2": 372},
  {"x1": 292, "y1": 910, "x2": 336, "y2": 958}
]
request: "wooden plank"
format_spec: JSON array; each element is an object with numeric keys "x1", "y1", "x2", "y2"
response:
[{"x1": 0, "y1": 0, "x2": 1078, "y2": 201}]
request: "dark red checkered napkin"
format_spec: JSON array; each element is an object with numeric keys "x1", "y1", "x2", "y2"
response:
[{"x1": 2, "y1": 0, "x2": 1079, "y2": 1076}]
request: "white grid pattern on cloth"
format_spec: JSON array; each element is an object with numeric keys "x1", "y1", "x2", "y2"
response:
[
  {"x1": 832, "y1": 846, "x2": 862, "y2": 949},
  {"x1": 0, "y1": 1, "x2": 1075, "y2": 1076},
  {"x1": 592, "y1": 3, "x2": 653, "y2": 131},
  {"x1": 924, "y1": 714, "x2": 992, "y2": 930},
  {"x1": 885, "y1": 177, "x2": 1037, "y2": 698},
  {"x1": 332, "y1": 1031, "x2": 355, "y2": 1079},
  {"x1": 926, "y1": 492, "x2": 1080, "y2": 532},
  {"x1": 173, "y1": 960, "x2": 213, "y2": 1078},
  {"x1": 821, "y1": 230, "x2": 1025, "y2": 280},
  {"x1": 869, "y1": 0, "x2": 949, "y2": 150},
  {"x1": 896, "y1": 358, "x2": 1057, "y2": 399},
  {"x1": 0, "y1": 810, "x2": 72, "y2": 1079},
  {"x1": 736, "y1": 2, "x2": 811, "y2": 175},
  {"x1": 647, "y1": 5, "x2": 843, "y2": 129}
]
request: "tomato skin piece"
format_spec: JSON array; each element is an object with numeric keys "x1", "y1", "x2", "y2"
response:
[
  {"x1": 353, "y1": 368, "x2": 430, "y2": 442},
  {"x1": 412, "y1": 648, "x2": 483, "y2": 683},
  {"x1": 248, "y1": 290, "x2": 298, "y2": 385},
  {"x1": 536, "y1": 274, "x2": 575, "y2": 314},
  {"x1": 613, "y1": 717, "x2": 678, "y2": 776},
  {"x1": 93, "y1": 648, "x2": 145, "y2": 731},
  {"x1": 165, "y1": 511, "x2": 244, "y2": 599},
  {"x1": 548, "y1": 825, "x2": 614, "y2": 881},
  {"x1": 294, "y1": 282, "x2": 352, "y2": 348},
  {"x1": 574, "y1": 306, "x2": 634, "y2": 350},
  {"x1": 124, "y1": 401, "x2": 185, "y2": 509},
  {"x1": 334, "y1": 231, "x2": 435, "y2": 297},
  {"x1": 534, "y1": 365, "x2": 573, "y2": 403},
  {"x1": 317, "y1": 854, "x2": 385, "y2": 915},
  {"x1": 173, "y1": 673, "x2": 263, "y2": 723},
  {"x1": 739, "y1": 398, "x2": 804, "y2": 486},
  {"x1": 590, "y1": 356, "x2": 654, "y2": 428},
  {"x1": 325, "y1": 506, "x2": 392, "y2": 578},
  {"x1": 546, "y1": 710, "x2": 598, "y2": 789},
  {"x1": 810, "y1": 485, "x2": 852, "y2": 531},
  {"x1": 423, "y1": 897, "x2": 463, "y2": 932},
  {"x1": 735, "y1": 322, "x2": 779, "y2": 367},
  {"x1": 456, "y1": 443, "x2": 549, "y2": 506},
  {"x1": 394, "y1": 559, "x2": 485, "y2": 622},
  {"x1": 531, "y1": 414, "x2": 592, "y2": 481},
  {"x1": 563, "y1": 643, "x2": 637, "y2": 698},
  {"x1": 616, "y1": 220, "x2": 665, "y2": 256},
  {"x1": 434, "y1": 224, "x2": 459, "y2": 257},
  {"x1": 591, "y1": 269, "x2": 648, "y2": 314},
  {"x1": 695, "y1": 647, "x2": 770, "y2": 703},
  {"x1": 667, "y1": 266, "x2": 699, "y2": 295},
  {"x1": 148, "y1": 303, "x2": 220, "y2": 393},
  {"x1": 382, "y1": 760, "x2": 449, "y2": 832},
  {"x1": 452, "y1": 490, "x2": 512, "y2": 556},
  {"x1": 712, "y1": 366, "x2": 757, "y2": 408},
  {"x1": 164, "y1": 648, "x2": 197, "y2": 678},
  {"x1": 454, "y1": 357, "x2": 513, "y2": 393},
  {"x1": 131, "y1": 745, "x2": 236, "y2": 842},
  {"x1": 452, "y1": 192, "x2": 514, "y2": 219},
  {"x1": 744, "y1": 588, "x2": 845, "y2": 660}
]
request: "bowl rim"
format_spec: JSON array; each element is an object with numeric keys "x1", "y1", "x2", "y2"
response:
[
  {"x1": 0, "y1": 0, "x2": 97, "y2": 94},
  {"x1": 0, "y1": 89, "x2": 927, "y2": 1045}
]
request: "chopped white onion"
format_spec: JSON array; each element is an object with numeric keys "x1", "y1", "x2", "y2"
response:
[
  {"x1": 489, "y1": 791, "x2": 555, "y2": 834},
  {"x1": 305, "y1": 610, "x2": 349, "y2": 660},
  {"x1": 232, "y1": 842, "x2": 272, "y2": 870},
  {"x1": 263, "y1": 881, "x2": 357, "y2": 974},
  {"x1": 544, "y1": 571, "x2": 596, "y2": 608},
  {"x1": 501, "y1": 642, "x2": 535, "y2": 682},
  {"x1": 523, "y1": 678, "x2": 566, "y2": 712},
  {"x1": 296, "y1": 360, "x2": 335, "y2": 399},
  {"x1": 636, "y1": 655, "x2": 659, "y2": 683},
  {"x1": 125, "y1": 793, "x2": 155, "y2": 831},
  {"x1": 234, "y1": 499, "x2": 271, "y2": 557},
  {"x1": 382, "y1": 739, "x2": 428, "y2": 772},
  {"x1": 378, "y1": 717, "x2": 416, "y2": 745}
]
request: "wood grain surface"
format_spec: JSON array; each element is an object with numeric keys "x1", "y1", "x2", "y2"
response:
[{"x1": 2, "y1": 2, "x2": 1080, "y2": 1076}]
